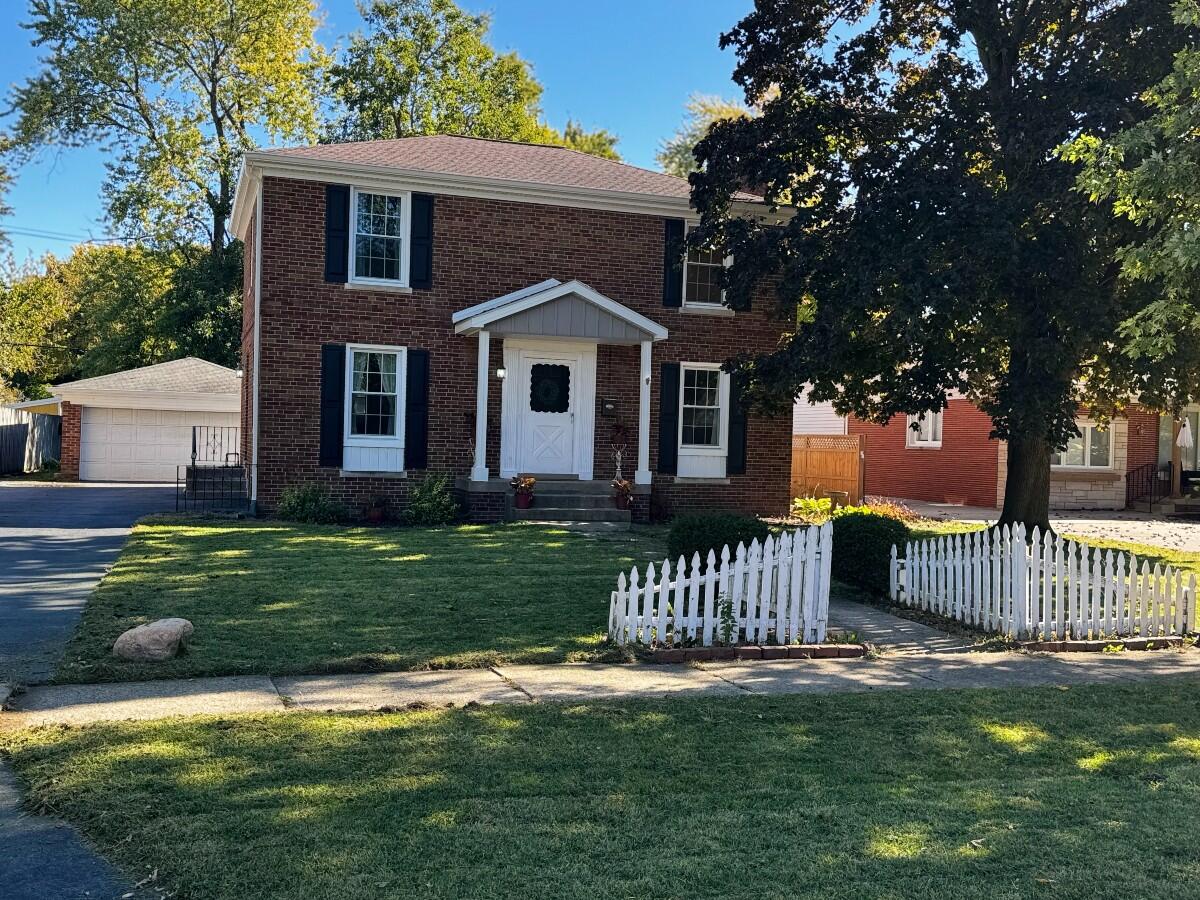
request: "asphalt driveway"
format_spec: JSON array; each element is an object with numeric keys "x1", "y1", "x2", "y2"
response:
[{"x1": 0, "y1": 481, "x2": 174, "y2": 685}]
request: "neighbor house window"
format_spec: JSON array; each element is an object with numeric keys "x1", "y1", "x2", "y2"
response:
[
  {"x1": 1052, "y1": 424, "x2": 1111, "y2": 469},
  {"x1": 351, "y1": 189, "x2": 410, "y2": 285},
  {"x1": 906, "y1": 411, "x2": 943, "y2": 448},
  {"x1": 347, "y1": 348, "x2": 403, "y2": 438},
  {"x1": 683, "y1": 228, "x2": 728, "y2": 307}
]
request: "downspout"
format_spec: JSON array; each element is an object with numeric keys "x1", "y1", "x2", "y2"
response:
[{"x1": 250, "y1": 178, "x2": 263, "y2": 509}]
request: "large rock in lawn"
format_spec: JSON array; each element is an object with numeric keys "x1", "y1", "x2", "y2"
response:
[{"x1": 112, "y1": 618, "x2": 194, "y2": 662}]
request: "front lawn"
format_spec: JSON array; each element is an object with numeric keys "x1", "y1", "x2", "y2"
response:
[
  {"x1": 6, "y1": 681, "x2": 1200, "y2": 899},
  {"x1": 54, "y1": 519, "x2": 665, "y2": 683}
]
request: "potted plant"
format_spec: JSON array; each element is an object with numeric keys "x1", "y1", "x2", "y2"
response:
[
  {"x1": 511, "y1": 474, "x2": 536, "y2": 509},
  {"x1": 612, "y1": 478, "x2": 633, "y2": 510},
  {"x1": 364, "y1": 494, "x2": 389, "y2": 525}
]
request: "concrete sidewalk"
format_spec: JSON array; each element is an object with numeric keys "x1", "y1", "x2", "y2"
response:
[{"x1": 5, "y1": 649, "x2": 1200, "y2": 729}]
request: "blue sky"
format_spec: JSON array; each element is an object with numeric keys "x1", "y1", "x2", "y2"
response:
[{"x1": 0, "y1": 0, "x2": 752, "y2": 263}]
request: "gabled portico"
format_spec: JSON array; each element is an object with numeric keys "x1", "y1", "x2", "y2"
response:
[{"x1": 453, "y1": 279, "x2": 668, "y2": 485}]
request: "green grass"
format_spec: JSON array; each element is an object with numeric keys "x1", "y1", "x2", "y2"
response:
[
  {"x1": 54, "y1": 519, "x2": 666, "y2": 684},
  {"x1": 6, "y1": 682, "x2": 1200, "y2": 899}
]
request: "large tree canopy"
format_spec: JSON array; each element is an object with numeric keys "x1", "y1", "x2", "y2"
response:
[
  {"x1": 328, "y1": 0, "x2": 619, "y2": 158},
  {"x1": 691, "y1": 0, "x2": 1192, "y2": 528}
]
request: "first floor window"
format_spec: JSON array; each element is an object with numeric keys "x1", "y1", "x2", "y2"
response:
[
  {"x1": 1052, "y1": 424, "x2": 1111, "y2": 469},
  {"x1": 681, "y1": 366, "x2": 722, "y2": 447},
  {"x1": 906, "y1": 410, "x2": 943, "y2": 448},
  {"x1": 353, "y1": 190, "x2": 408, "y2": 283},
  {"x1": 350, "y1": 349, "x2": 400, "y2": 436}
]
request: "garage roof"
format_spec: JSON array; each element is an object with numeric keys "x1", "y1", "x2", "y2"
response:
[{"x1": 54, "y1": 358, "x2": 240, "y2": 395}]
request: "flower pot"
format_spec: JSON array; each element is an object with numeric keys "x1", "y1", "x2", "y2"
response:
[
  {"x1": 614, "y1": 494, "x2": 631, "y2": 510},
  {"x1": 514, "y1": 493, "x2": 533, "y2": 509}
]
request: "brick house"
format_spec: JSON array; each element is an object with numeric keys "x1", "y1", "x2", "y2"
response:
[
  {"x1": 230, "y1": 135, "x2": 792, "y2": 523},
  {"x1": 794, "y1": 395, "x2": 1164, "y2": 510}
]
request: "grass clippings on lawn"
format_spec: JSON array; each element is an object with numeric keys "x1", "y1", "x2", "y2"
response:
[
  {"x1": 6, "y1": 681, "x2": 1200, "y2": 899},
  {"x1": 54, "y1": 518, "x2": 666, "y2": 683}
]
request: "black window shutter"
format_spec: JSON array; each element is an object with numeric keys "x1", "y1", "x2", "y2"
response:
[
  {"x1": 319, "y1": 344, "x2": 346, "y2": 467},
  {"x1": 324, "y1": 185, "x2": 351, "y2": 284},
  {"x1": 662, "y1": 218, "x2": 685, "y2": 307},
  {"x1": 410, "y1": 193, "x2": 434, "y2": 290},
  {"x1": 658, "y1": 362, "x2": 680, "y2": 475},
  {"x1": 727, "y1": 372, "x2": 749, "y2": 475},
  {"x1": 405, "y1": 349, "x2": 430, "y2": 469}
]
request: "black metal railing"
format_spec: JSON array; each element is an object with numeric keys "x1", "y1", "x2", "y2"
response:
[
  {"x1": 176, "y1": 464, "x2": 253, "y2": 513},
  {"x1": 191, "y1": 425, "x2": 241, "y2": 465},
  {"x1": 1126, "y1": 460, "x2": 1172, "y2": 511}
]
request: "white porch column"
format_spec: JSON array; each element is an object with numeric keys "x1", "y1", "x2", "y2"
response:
[
  {"x1": 471, "y1": 330, "x2": 491, "y2": 482},
  {"x1": 635, "y1": 339, "x2": 652, "y2": 485}
]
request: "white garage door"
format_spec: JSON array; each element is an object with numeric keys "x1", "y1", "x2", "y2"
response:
[{"x1": 80, "y1": 407, "x2": 240, "y2": 482}]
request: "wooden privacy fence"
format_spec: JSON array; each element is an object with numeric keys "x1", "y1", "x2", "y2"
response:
[
  {"x1": 609, "y1": 523, "x2": 833, "y2": 647},
  {"x1": 791, "y1": 434, "x2": 863, "y2": 504},
  {"x1": 0, "y1": 407, "x2": 61, "y2": 475},
  {"x1": 890, "y1": 525, "x2": 1198, "y2": 640}
]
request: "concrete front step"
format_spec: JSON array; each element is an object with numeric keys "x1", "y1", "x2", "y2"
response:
[
  {"x1": 512, "y1": 506, "x2": 631, "y2": 523},
  {"x1": 532, "y1": 493, "x2": 619, "y2": 509}
]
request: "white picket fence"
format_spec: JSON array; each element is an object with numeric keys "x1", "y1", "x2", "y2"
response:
[
  {"x1": 890, "y1": 525, "x2": 1198, "y2": 640},
  {"x1": 608, "y1": 523, "x2": 832, "y2": 647}
]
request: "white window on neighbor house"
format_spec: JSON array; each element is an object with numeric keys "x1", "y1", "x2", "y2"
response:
[
  {"x1": 906, "y1": 410, "x2": 943, "y2": 448},
  {"x1": 678, "y1": 363, "x2": 730, "y2": 478},
  {"x1": 1052, "y1": 423, "x2": 1112, "y2": 470},
  {"x1": 683, "y1": 228, "x2": 729, "y2": 308},
  {"x1": 343, "y1": 345, "x2": 406, "y2": 472},
  {"x1": 350, "y1": 188, "x2": 411, "y2": 286}
]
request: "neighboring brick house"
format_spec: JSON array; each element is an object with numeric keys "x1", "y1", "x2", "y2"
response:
[
  {"x1": 230, "y1": 135, "x2": 792, "y2": 523},
  {"x1": 794, "y1": 395, "x2": 1164, "y2": 510}
]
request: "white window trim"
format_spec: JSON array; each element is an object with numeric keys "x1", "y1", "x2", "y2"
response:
[
  {"x1": 1052, "y1": 420, "x2": 1114, "y2": 471},
  {"x1": 906, "y1": 411, "x2": 943, "y2": 449},
  {"x1": 348, "y1": 186, "x2": 412, "y2": 289},
  {"x1": 344, "y1": 343, "x2": 407, "y2": 450},
  {"x1": 678, "y1": 362, "x2": 730, "y2": 458},
  {"x1": 682, "y1": 224, "x2": 732, "y2": 310}
]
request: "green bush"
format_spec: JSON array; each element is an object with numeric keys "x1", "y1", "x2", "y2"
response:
[
  {"x1": 791, "y1": 496, "x2": 832, "y2": 523},
  {"x1": 831, "y1": 510, "x2": 910, "y2": 594},
  {"x1": 404, "y1": 473, "x2": 460, "y2": 526},
  {"x1": 275, "y1": 483, "x2": 346, "y2": 524},
  {"x1": 667, "y1": 513, "x2": 770, "y2": 561}
]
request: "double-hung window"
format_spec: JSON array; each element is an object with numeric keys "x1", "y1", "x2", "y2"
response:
[
  {"x1": 343, "y1": 344, "x2": 406, "y2": 472},
  {"x1": 351, "y1": 188, "x2": 411, "y2": 286},
  {"x1": 678, "y1": 363, "x2": 730, "y2": 477},
  {"x1": 1052, "y1": 423, "x2": 1111, "y2": 469},
  {"x1": 683, "y1": 228, "x2": 728, "y2": 308},
  {"x1": 906, "y1": 411, "x2": 943, "y2": 448}
]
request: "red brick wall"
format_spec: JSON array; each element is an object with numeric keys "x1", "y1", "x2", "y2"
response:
[
  {"x1": 1125, "y1": 405, "x2": 1159, "y2": 473},
  {"x1": 848, "y1": 400, "x2": 1000, "y2": 507},
  {"x1": 251, "y1": 176, "x2": 792, "y2": 518},
  {"x1": 59, "y1": 400, "x2": 81, "y2": 479}
]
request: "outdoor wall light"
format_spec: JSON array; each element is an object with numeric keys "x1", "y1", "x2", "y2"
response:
[{"x1": 495, "y1": 367, "x2": 507, "y2": 379}]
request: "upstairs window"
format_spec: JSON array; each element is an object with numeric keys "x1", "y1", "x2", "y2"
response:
[
  {"x1": 906, "y1": 411, "x2": 943, "y2": 448},
  {"x1": 1052, "y1": 423, "x2": 1111, "y2": 469},
  {"x1": 683, "y1": 228, "x2": 728, "y2": 307},
  {"x1": 351, "y1": 189, "x2": 410, "y2": 285}
]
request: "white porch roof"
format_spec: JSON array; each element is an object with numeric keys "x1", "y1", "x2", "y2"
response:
[{"x1": 452, "y1": 279, "x2": 668, "y2": 344}]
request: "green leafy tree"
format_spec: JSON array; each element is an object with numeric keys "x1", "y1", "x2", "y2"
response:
[
  {"x1": 690, "y1": 0, "x2": 1188, "y2": 529},
  {"x1": 8, "y1": 0, "x2": 326, "y2": 256},
  {"x1": 1066, "y1": 0, "x2": 1200, "y2": 411},
  {"x1": 657, "y1": 94, "x2": 753, "y2": 177},
  {"x1": 0, "y1": 254, "x2": 77, "y2": 400},
  {"x1": 328, "y1": 0, "x2": 618, "y2": 157}
]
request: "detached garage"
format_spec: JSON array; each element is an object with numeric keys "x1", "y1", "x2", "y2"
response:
[{"x1": 55, "y1": 358, "x2": 240, "y2": 483}]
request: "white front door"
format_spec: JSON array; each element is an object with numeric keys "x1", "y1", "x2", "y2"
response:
[{"x1": 517, "y1": 352, "x2": 577, "y2": 474}]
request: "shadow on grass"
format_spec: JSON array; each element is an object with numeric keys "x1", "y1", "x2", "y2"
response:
[
  {"x1": 5, "y1": 681, "x2": 1200, "y2": 899},
  {"x1": 53, "y1": 521, "x2": 668, "y2": 684}
]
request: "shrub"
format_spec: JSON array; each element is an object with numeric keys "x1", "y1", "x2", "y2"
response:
[
  {"x1": 275, "y1": 482, "x2": 346, "y2": 524},
  {"x1": 791, "y1": 495, "x2": 832, "y2": 523},
  {"x1": 859, "y1": 495, "x2": 920, "y2": 523},
  {"x1": 667, "y1": 512, "x2": 770, "y2": 561},
  {"x1": 831, "y1": 510, "x2": 910, "y2": 594},
  {"x1": 404, "y1": 473, "x2": 460, "y2": 526}
]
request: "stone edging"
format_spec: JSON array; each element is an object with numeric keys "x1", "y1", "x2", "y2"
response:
[
  {"x1": 1021, "y1": 637, "x2": 1188, "y2": 653},
  {"x1": 650, "y1": 643, "x2": 868, "y2": 663}
]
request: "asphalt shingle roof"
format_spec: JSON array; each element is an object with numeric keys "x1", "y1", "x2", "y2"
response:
[
  {"x1": 55, "y1": 358, "x2": 240, "y2": 395},
  {"x1": 260, "y1": 134, "x2": 761, "y2": 202}
]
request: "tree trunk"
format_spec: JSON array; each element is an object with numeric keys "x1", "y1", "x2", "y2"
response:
[{"x1": 999, "y1": 432, "x2": 1052, "y2": 531}]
